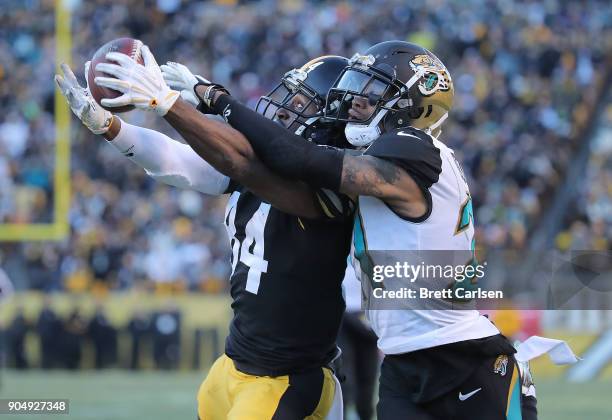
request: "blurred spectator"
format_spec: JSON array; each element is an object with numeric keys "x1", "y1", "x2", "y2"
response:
[
  {"x1": 36, "y1": 298, "x2": 61, "y2": 369},
  {"x1": 88, "y1": 304, "x2": 118, "y2": 369},
  {"x1": 61, "y1": 308, "x2": 88, "y2": 370},
  {"x1": 6, "y1": 306, "x2": 29, "y2": 369},
  {"x1": 0, "y1": 267, "x2": 14, "y2": 302},
  {"x1": 128, "y1": 308, "x2": 151, "y2": 370},
  {"x1": 151, "y1": 305, "x2": 181, "y2": 369}
]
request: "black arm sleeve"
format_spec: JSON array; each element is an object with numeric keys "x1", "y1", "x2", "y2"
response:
[{"x1": 212, "y1": 95, "x2": 344, "y2": 190}]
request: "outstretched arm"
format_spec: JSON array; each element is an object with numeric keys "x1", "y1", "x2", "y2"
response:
[
  {"x1": 90, "y1": 46, "x2": 352, "y2": 220},
  {"x1": 163, "y1": 99, "x2": 328, "y2": 219},
  {"x1": 104, "y1": 117, "x2": 230, "y2": 195},
  {"x1": 54, "y1": 62, "x2": 229, "y2": 196},
  {"x1": 209, "y1": 94, "x2": 430, "y2": 219}
]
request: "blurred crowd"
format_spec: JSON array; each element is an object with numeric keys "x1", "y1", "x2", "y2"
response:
[
  {"x1": 1, "y1": 299, "x2": 183, "y2": 370},
  {"x1": 0, "y1": 0, "x2": 610, "y2": 291},
  {"x1": 556, "y1": 102, "x2": 612, "y2": 251}
]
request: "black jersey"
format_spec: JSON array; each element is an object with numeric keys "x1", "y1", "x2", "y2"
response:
[{"x1": 222, "y1": 183, "x2": 354, "y2": 375}]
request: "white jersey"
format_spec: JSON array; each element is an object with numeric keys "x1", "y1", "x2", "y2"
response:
[
  {"x1": 351, "y1": 128, "x2": 498, "y2": 354},
  {"x1": 342, "y1": 264, "x2": 362, "y2": 313}
]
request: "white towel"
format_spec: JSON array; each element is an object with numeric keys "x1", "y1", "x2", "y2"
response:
[{"x1": 515, "y1": 335, "x2": 580, "y2": 365}]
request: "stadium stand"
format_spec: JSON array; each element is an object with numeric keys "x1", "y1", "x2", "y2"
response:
[{"x1": 0, "y1": 0, "x2": 610, "y2": 292}]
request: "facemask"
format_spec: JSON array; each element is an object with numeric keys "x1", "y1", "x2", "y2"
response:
[{"x1": 343, "y1": 68, "x2": 425, "y2": 147}]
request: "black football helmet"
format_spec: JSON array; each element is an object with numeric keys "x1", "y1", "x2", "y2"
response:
[
  {"x1": 324, "y1": 41, "x2": 454, "y2": 146},
  {"x1": 256, "y1": 55, "x2": 349, "y2": 140}
]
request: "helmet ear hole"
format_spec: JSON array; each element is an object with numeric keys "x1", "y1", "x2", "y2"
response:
[
  {"x1": 408, "y1": 106, "x2": 426, "y2": 120},
  {"x1": 383, "y1": 109, "x2": 411, "y2": 131}
]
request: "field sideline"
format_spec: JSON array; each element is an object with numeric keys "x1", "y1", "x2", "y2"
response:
[{"x1": 1, "y1": 370, "x2": 611, "y2": 419}]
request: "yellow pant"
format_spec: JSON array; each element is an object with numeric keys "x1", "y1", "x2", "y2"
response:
[{"x1": 197, "y1": 355, "x2": 335, "y2": 420}]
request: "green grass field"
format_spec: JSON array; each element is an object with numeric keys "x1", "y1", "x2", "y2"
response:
[{"x1": 1, "y1": 370, "x2": 611, "y2": 419}]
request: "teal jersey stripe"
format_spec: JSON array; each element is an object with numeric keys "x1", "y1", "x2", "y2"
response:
[
  {"x1": 353, "y1": 211, "x2": 366, "y2": 261},
  {"x1": 507, "y1": 373, "x2": 523, "y2": 420},
  {"x1": 352, "y1": 209, "x2": 376, "y2": 283},
  {"x1": 456, "y1": 194, "x2": 474, "y2": 234}
]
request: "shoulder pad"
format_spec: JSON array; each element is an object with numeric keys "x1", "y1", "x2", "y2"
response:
[{"x1": 364, "y1": 127, "x2": 442, "y2": 189}]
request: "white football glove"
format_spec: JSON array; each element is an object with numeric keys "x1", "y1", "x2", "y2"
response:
[
  {"x1": 55, "y1": 62, "x2": 113, "y2": 135},
  {"x1": 94, "y1": 45, "x2": 180, "y2": 116},
  {"x1": 160, "y1": 61, "x2": 211, "y2": 107}
]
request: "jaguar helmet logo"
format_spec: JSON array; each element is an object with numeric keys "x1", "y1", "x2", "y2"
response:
[{"x1": 410, "y1": 54, "x2": 452, "y2": 97}]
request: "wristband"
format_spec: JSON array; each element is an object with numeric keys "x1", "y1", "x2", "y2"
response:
[
  {"x1": 194, "y1": 82, "x2": 230, "y2": 114},
  {"x1": 92, "y1": 114, "x2": 114, "y2": 135}
]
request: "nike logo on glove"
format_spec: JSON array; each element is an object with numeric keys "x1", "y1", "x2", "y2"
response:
[{"x1": 458, "y1": 388, "x2": 482, "y2": 401}]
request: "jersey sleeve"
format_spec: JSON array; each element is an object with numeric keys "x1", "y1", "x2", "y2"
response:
[
  {"x1": 109, "y1": 119, "x2": 230, "y2": 196},
  {"x1": 313, "y1": 188, "x2": 356, "y2": 220},
  {"x1": 364, "y1": 127, "x2": 442, "y2": 191}
]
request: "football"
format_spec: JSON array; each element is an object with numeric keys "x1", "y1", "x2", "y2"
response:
[{"x1": 87, "y1": 37, "x2": 144, "y2": 113}]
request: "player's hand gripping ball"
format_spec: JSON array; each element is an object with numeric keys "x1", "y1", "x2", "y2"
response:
[
  {"x1": 55, "y1": 62, "x2": 113, "y2": 134},
  {"x1": 93, "y1": 43, "x2": 180, "y2": 116},
  {"x1": 161, "y1": 61, "x2": 211, "y2": 107},
  {"x1": 88, "y1": 38, "x2": 145, "y2": 113}
]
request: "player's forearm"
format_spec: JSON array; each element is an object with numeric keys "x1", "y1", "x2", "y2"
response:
[
  {"x1": 340, "y1": 154, "x2": 428, "y2": 218},
  {"x1": 210, "y1": 94, "x2": 345, "y2": 190},
  {"x1": 105, "y1": 116, "x2": 229, "y2": 195},
  {"x1": 164, "y1": 99, "x2": 254, "y2": 180},
  {"x1": 165, "y1": 99, "x2": 328, "y2": 219}
]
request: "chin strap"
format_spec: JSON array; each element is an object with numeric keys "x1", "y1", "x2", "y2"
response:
[
  {"x1": 426, "y1": 112, "x2": 448, "y2": 136},
  {"x1": 294, "y1": 116, "x2": 320, "y2": 137},
  {"x1": 344, "y1": 123, "x2": 381, "y2": 147},
  {"x1": 345, "y1": 96, "x2": 399, "y2": 146}
]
